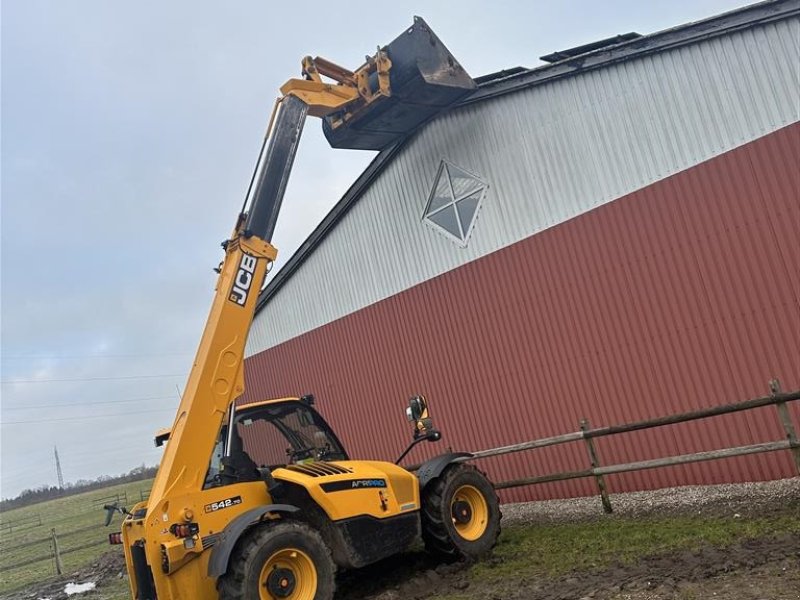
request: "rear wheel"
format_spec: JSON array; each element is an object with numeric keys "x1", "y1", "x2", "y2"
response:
[
  {"x1": 421, "y1": 464, "x2": 501, "y2": 560},
  {"x1": 218, "y1": 521, "x2": 335, "y2": 600}
]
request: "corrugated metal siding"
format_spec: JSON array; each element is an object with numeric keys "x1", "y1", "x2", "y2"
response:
[
  {"x1": 242, "y1": 124, "x2": 800, "y2": 502},
  {"x1": 247, "y1": 16, "x2": 800, "y2": 356}
]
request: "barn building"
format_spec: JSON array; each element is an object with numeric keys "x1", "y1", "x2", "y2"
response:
[{"x1": 242, "y1": 0, "x2": 800, "y2": 502}]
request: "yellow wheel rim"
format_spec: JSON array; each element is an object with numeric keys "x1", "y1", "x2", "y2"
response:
[
  {"x1": 450, "y1": 484, "x2": 489, "y2": 541},
  {"x1": 259, "y1": 547, "x2": 317, "y2": 600}
]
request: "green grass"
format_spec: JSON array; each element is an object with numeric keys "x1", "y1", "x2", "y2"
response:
[
  {"x1": 470, "y1": 510, "x2": 800, "y2": 584},
  {"x1": 0, "y1": 479, "x2": 153, "y2": 594},
  {"x1": 3, "y1": 484, "x2": 798, "y2": 599},
  {"x1": 425, "y1": 505, "x2": 799, "y2": 600}
]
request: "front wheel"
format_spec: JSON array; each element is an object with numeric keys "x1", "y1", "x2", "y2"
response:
[
  {"x1": 421, "y1": 464, "x2": 501, "y2": 560},
  {"x1": 218, "y1": 521, "x2": 335, "y2": 600}
]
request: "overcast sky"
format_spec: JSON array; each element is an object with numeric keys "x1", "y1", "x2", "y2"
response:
[{"x1": 0, "y1": 0, "x2": 753, "y2": 499}]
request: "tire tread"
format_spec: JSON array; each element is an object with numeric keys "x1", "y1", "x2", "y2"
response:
[
  {"x1": 218, "y1": 520, "x2": 335, "y2": 600},
  {"x1": 420, "y1": 464, "x2": 501, "y2": 560}
]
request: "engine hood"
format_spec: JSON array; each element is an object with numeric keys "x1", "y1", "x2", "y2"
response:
[{"x1": 272, "y1": 460, "x2": 420, "y2": 521}]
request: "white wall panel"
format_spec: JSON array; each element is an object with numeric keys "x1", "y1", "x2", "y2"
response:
[{"x1": 247, "y1": 17, "x2": 800, "y2": 356}]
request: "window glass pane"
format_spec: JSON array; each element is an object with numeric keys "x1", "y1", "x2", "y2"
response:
[
  {"x1": 428, "y1": 204, "x2": 462, "y2": 239},
  {"x1": 456, "y1": 190, "x2": 482, "y2": 235},
  {"x1": 426, "y1": 170, "x2": 452, "y2": 215},
  {"x1": 238, "y1": 419, "x2": 287, "y2": 467},
  {"x1": 237, "y1": 403, "x2": 347, "y2": 467},
  {"x1": 447, "y1": 164, "x2": 483, "y2": 200}
]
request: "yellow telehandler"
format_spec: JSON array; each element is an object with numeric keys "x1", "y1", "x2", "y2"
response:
[{"x1": 106, "y1": 18, "x2": 500, "y2": 600}]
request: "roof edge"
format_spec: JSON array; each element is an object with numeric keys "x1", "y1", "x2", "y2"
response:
[
  {"x1": 465, "y1": 0, "x2": 798, "y2": 105},
  {"x1": 255, "y1": 0, "x2": 799, "y2": 315}
]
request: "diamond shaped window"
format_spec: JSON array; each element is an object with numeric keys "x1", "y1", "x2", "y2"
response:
[{"x1": 423, "y1": 161, "x2": 487, "y2": 246}]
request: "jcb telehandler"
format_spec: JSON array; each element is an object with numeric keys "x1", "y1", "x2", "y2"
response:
[{"x1": 107, "y1": 18, "x2": 500, "y2": 600}]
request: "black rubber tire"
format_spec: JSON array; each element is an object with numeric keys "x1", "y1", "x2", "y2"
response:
[
  {"x1": 218, "y1": 521, "x2": 335, "y2": 600},
  {"x1": 421, "y1": 463, "x2": 501, "y2": 561}
]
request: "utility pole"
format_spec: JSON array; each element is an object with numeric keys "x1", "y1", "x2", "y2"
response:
[{"x1": 54, "y1": 446, "x2": 64, "y2": 489}]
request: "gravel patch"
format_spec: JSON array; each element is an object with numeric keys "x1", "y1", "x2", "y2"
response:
[{"x1": 501, "y1": 477, "x2": 800, "y2": 526}]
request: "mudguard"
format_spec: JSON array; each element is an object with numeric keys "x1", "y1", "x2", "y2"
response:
[
  {"x1": 207, "y1": 504, "x2": 299, "y2": 578},
  {"x1": 416, "y1": 452, "x2": 473, "y2": 490}
]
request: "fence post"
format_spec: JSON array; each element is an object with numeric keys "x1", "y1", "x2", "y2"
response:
[
  {"x1": 770, "y1": 379, "x2": 800, "y2": 475},
  {"x1": 51, "y1": 528, "x2": 63, "y2": 575},
  {"x1": 580, "y1": 419, "x2": 613, "y2": 514}
]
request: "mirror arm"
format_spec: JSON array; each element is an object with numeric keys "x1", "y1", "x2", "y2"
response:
[{"x1": 394, "y1": 429, "x2": 441, "y2": 465}]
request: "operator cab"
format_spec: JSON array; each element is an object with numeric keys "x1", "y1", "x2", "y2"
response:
[{"x1": 204, "y1": 397, "x2": 348, "y2": 488}]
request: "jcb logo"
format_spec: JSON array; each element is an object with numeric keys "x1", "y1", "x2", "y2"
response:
[{"x1": 229, "y1": 254, "x2": 258, "y2": 306}]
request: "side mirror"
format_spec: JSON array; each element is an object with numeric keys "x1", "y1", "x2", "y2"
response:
[
  {"x1": 394, "y1": 395, "x2": 441, "y2": 465},
  {"x1": 103, "y1": 503, "x2": 131, "y2": 526},
  {"x1": 406, "y1": 395, "x2": 427, "y2": 423},
  {"x1": 103, "y1": 504, "x2": 117, "y2": 527},
  {"x1": 405, "y1": 394, "x2": 435, "y2": 439},
  {"x1": 154, "y1": 427, "x2": 171, "y2": 448}
]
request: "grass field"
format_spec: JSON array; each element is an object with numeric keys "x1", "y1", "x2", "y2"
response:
[
  {"x1": 0, "y1": 479, "x2": 153, "y2": 595},
  {"x1": 1, "y1": 480, "x2": 797, "y2": 599},
  {"x1": 469, "y1": 509, "x2": 800, "y2": 582}
]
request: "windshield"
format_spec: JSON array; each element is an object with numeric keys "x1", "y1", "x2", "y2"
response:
[
  {"x1": 236, "y1": 401, "x2": 347, "y2": 467},
  {"x1": 204, "y1": 400, "x2": 349, "y2": 487}
]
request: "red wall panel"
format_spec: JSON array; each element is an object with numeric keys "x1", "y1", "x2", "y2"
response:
[{"x1": 243, "y1": 123, "x2": 800, "y2": 503}]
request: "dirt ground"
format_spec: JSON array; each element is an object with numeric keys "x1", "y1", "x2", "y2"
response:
[
  {"x1": 4, "y1": 479, "x2": 798, "y2": 600},
  {"x1": 4, "y1": 532, "x2": 798, "y2": 600},
  {"x1": 0, "y1": 551, "x2": 126, "y2": 600},
  {"x1": 336, "y1": 533, "x2": 799, "y2": 600}
]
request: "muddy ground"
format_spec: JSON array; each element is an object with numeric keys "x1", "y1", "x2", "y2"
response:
[
  {"x1": 337, "y1": 533, "x2": 799, "y2": 600},
  {"x1": 4, "y1": 479, "x2": 798, "y2": 600},
  {"x1": 9, "y1": 531, "x2": 796, "y2": 600}
]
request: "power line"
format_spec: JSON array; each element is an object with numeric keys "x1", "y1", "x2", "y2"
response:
[
  {"x1": 49, "y1": 444, "x2": 166, "y2": 461},
  {"x1": 1, "y1": 352, "x2": 192, "y2": 360},
  {"x1": 1, "y1": 373, "x2": 185, "y2": 384},
  {"x1": 0, "y1": 407, "x2": 176, "y2": 425},
  {"x1": 0, "y1": 439, "x2": 166, "y2": 467},
  {"x1": 2, "y1": 394, "x2": 176, "y2": 410}
]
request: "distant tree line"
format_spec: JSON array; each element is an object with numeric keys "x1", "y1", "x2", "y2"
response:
[{"x1": 0, "y1": 464, "x2": 158, "y2": 512}]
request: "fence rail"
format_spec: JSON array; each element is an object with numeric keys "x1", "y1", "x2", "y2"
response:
[
  {"x1": 1, "y1": 384, "x2": 796, "y2": 574},
  {"x1": 0, "y1": 513, "x2": 42, "y2": 533},
  {"x1": 0, "y1": 526, "x2": 109, "y2": 574},
  {"x1": 91, "y1": 491, "x2": 128, "y2": 508},
  {"x1": 1, "y1": 487, "x2": 151, "y2": 578},
  {"x1": 433, "y1": 380, "x2": 800, "y2": 513}
]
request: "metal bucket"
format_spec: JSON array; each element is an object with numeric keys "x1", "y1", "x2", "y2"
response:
[{"x1": 323, "y1": 17, "x2": 476, "y2": 150}]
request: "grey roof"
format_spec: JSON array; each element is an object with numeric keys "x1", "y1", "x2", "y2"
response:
[{"x1": 256, "y1": 0, "x2": 799, "y2": 314}]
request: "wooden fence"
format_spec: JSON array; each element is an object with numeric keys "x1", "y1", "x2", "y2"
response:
[
  {"x1": 425, "y1": 379, "x2": 800, "y2": 513},
  {"x1": 1, "y1": 488, "x2": 149, "y2": 577},
  {"x1": 91, "y1": 491, "x2": 128, "y2": 509},
  {"x1": 0, "y1": 524, "x2": 107, "y2": 574},
  {"x1": 0, "y1": 513, "x2": 42, "y2": 533},
  {"x1": 1, "y1": 381, "x2": 796, "y2": 576}
]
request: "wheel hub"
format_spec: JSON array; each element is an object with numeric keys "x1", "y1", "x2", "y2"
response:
[
  {"x1": 266, "y1": 567, "x2": 296, "y2": 598},
  {"x1": 452, "y1": 500, "x2": 473, "y2": 524},
  {"x1": 450, "y1": 484, "x2": 490, "y2": 541}
]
